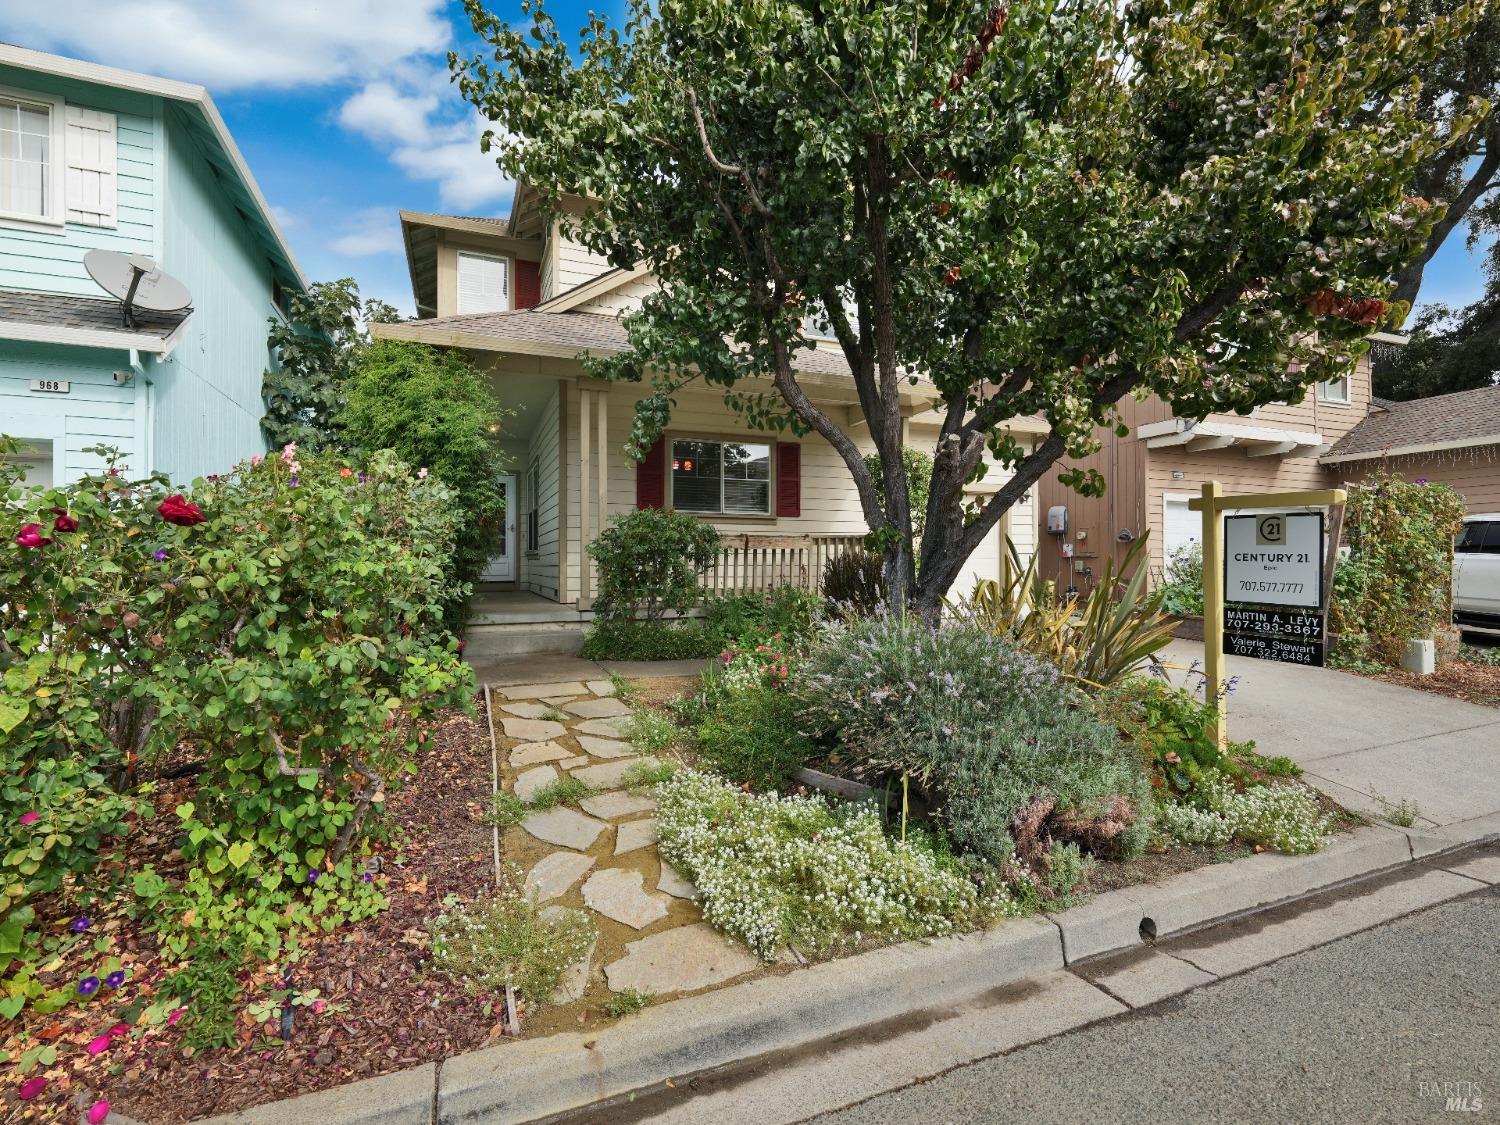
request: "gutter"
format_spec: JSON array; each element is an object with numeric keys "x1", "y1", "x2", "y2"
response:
[{"x1": 1320, "y1": 432, "x2": 1500, "y2": 465}]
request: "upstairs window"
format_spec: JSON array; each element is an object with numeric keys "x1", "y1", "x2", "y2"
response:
[
  {"x1": 671, "y1": 439, "x2": 771, "y2": 515},
  {"x1": 0, "y1": 91, "x2": 64, "y2": 224},
  {"x1": 457, "y1": 251, "x2": 509, "y2": 314},
  {"x1": 1316, "y1": 373, "x2": 1351, "y2": 404}
]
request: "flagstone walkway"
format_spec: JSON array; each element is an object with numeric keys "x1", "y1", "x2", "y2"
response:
[{"x1": 491, "y1": 678, "x2": 763, "y2": 1013}]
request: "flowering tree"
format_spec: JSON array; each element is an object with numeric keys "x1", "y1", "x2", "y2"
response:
[{"x1": 456, "y1": 0, "x2": 1481, "y2": 618}]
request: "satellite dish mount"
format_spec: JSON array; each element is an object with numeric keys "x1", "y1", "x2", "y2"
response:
[{"x1": 83, "y1": 249, "x2": 193, "y2": 330}]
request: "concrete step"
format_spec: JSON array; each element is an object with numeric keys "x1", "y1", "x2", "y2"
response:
[{"x1": 463, "y1": 621, "x2": 585, "y2": 657}]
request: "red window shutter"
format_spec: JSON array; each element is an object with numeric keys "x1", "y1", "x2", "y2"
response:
[
  {"x1": 637, "y1": 437, "x2": 666, "y2": 509},
  {"x1": 776, "y1": 442, "x2": 801, "y2": 517},
  {"x1": 514, "y1": 259, "x2": 541, "y2": 309}
]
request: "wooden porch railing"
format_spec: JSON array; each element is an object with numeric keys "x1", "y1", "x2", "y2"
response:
[{"x1": 701, "y1": 533, "x2": 867, "y2": 595}]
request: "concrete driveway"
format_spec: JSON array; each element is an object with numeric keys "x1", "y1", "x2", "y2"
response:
[{"x1": 1156, "y1": 638, "x2": 1500, "y2": 831}]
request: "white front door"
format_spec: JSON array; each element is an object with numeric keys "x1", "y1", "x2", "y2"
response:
[{"x1": 482, "y1": 474, "x2": 518, "y2": 582}]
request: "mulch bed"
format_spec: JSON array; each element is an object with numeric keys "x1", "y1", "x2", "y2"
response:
[
  {"x1": 1367, "y1": 659, "x2": 1500, "y2": 709},
  {"x1": 4, "y1": 704, "x2": 501, "y2": 1124}
]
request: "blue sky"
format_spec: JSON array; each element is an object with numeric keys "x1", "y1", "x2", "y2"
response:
[{"x1": 0, "y1": 0, "x2": 1488, "y2": 321}]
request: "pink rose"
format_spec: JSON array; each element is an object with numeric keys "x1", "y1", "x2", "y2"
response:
[
  {"x1": 19, "y1": 811, "x2": 39, "y2": 826},
  {"x1": 15, "y1": 522, "x2": 53, "y2": 549}
]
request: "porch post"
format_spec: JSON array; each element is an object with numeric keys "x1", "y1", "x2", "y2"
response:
[
  {"x1": 596, "y1": 388, "x2": 608, "y2": 543},
  {"x1": 579, "y1": 387, "x2": 593, "y2": 607}
]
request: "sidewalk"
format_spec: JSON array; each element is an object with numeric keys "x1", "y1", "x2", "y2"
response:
[{"x1": 1157, "y1": 638, "x2": 1500, "y2": 831}]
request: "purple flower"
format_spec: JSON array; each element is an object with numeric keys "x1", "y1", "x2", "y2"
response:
[
  {"x1": 104, "y1": 970, "x2": 126, "y2": 989},
  {"x1": 1415, "y1": 477, "x2": 1429, "y2": 485},
  {"x1": 361, "y1": 872, "x2": 373, "y2": 883},
  {"x1": 357, "y1": 471, "x2": 368, "y2": 484},
  {"x1": 289, "y1": 475, "x2": 300, "y2": 489},
  {"x1": 78, "y1": 975, "x2": 100, "y2": 996},
  {"x1": 307, "y1": 869, "x2": 320, "y2": 883},
  {"x1": 153, "y1": 548, "x2": 169, "y2": 561},
  {"x1": 71, "y1": 916, "x2": 92, "y2": 933}
]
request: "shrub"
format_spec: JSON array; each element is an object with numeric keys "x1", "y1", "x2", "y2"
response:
[
  {"x1": 0, "y1": 443, "x2": 470, "y2": 974},
  {"x1": 704, "y1": 586, "x2": 823, "y2": 647},
  {"x1": 339, "y1": 340, "x2": 512, "y2": 626},
  {"x1": 1093, "y1": 677, "x2": 1240, "y2": 797},
  {"x1": 1156, "y1": 541, "x2": 1204, "y2": 617},
  {"x1": 588, "y1": 508, "x2": 721, "y2": 622},
  {"x1": 656, "y1": 769, "x2": 1014, "y2": 960},
  {"x1": 799, "y1": 611, "x2": 1154, "y2": 870},
  {"x1": 863, "y1": 448, "x2": 933, "y2": 540},
  {"x1": 579, "y1": 619, "x2": 719, "y2": 660},
  {"x1": 696, "y1": 683, "x2": 813, "y2": 790},
  {"x1": 969, "y1": 536, "x2": 1177, "y2": 688},
  {"x1": 429, "y1": 876, "x2": 596, "y2": 1002},
  {"x1": 822, "y1": 549, "x2": 885, "y2": 615},
  {"x1": 1330, "y1": 473, "x2": 1467, "y2": 663}
]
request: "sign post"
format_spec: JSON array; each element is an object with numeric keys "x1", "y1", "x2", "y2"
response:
[{"x1": 1190, "y1": 483, "x2": 1347, "y2": 748}]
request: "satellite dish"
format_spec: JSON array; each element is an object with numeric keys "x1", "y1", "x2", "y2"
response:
[{"x1": 84, "y1": 249, "x2": 192, "y2": 328}]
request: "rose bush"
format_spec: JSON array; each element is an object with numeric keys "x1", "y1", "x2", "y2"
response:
[{"x1": 0, "y1": 440, "x2": 473, "y2": 987}]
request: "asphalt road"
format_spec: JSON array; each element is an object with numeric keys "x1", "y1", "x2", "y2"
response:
[{"x1": 813, "y1": 886, "x2": 1500, "y2": 1125}]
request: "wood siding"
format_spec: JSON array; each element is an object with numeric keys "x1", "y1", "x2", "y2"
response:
[{"x1": 0, "y1": 341, "x2": 145, "y2": 479}]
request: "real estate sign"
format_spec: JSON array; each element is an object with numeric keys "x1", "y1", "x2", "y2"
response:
[{"x1": 1222, "y1": 512, "x2": 1327, "y2": 666}]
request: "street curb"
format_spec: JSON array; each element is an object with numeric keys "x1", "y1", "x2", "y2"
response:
[{"x1": 197, "y1": 824, "x2": 1498, "y2": 1125}]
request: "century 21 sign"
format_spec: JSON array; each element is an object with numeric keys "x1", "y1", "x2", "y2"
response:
[{"x1": 1222, "y1": 512, "x2": 1325, "y2": 610}]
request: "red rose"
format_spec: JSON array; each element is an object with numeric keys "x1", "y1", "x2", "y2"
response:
[
  {"x1": 15, "y1": 523, "x2": 53, "y2": 549},
  {"x1": 157, "y1": 495, "x2": 206, "y2": 527},
  {"x1": 51, "y1": 508, "x2": 79, "y2": 533}
]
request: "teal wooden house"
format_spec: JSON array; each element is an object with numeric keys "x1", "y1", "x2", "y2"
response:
[{"x1": 0, "y1": 44, "x2": 305, "y2": 488}]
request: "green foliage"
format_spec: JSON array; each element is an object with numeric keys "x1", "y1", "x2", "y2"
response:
[
  {"x1": 261, "y1": 278, "x2": 399, "y2": 451},
  {"x1": 602, "y1": 988, "x2": 652, "y2": 1017},
  {"x1": 429, "y1": 876, "x2": 596, "y2": 1002},
  {"x1": 704, "y1": 587, "x2": 823, "y2": 648},
  {"x1": 1368, "y1": 788, "x2": 1423, "y2": 828},
  {"x1": 1460, "y1": 643, "x2": 1500, "y2": 668},
  {"x1": 864, "y1": 448, "x2": 934, "y2": 541},
  {"x1": 1330, "y1": 473, "x2": 1468, "y2": 662},
  {"x1": 1160, "y1": 772, "x2": 1331, "y2": 854},
  {"x1": 161, "y1": 936, "x2": 249, "y2": 1050},
  {"x1": 587, "y1": 508, "x2": 721, "y2": 623},
  {"x1": 486, "y1": 793, "x2": 529, "y2": 831},
  {"x1": 622, "y1": 760, "x2": 677, "y2": 789},
  {"x1": 970, "y1": 537, "x2": 1178, "y2": 688},
  {"x1": 626, "y1": 707, "x2": 681, "y2": 753},
  {"x1": 656, "y1": 769, "x2": 1015, "y2": 960},
  {"x1": 1156, "y1": 542, "x2": 1204, "y2": 617},
  {"x1": 821, "y1": 551, "x2": 885, "y2": 616},
  {"x1": 696, "y1": 683, "x2": 813, "y2": 791},
  {"x1": 799, "y1": 612, "x2": 1153, "y2": 868},
  {"x1": 339, "y1": 340, "x2": 511, "y2": 626},
  {"x1": 455, "y1": 0, "x2": 1476, "y2": 616},
  {"x1": 0, "y1": 442, "x2": 469, "y2": 978},
  {"x1": 579, "y1": 619, "x2": 720, "y2": 661},
  {"x1": 1094, "y1": 677, "x2": 1240, "y2": 797},
  {"x1": 528, "y1": 776, "x2": 597, "y2": 808}
]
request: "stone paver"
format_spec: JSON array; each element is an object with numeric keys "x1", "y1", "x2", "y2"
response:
[
  {"x1": 580, "y1": 791, "x2": 657, "y2": 820},
  {"x1": 502, "y1": 702, "x2": 553, "y2": 720},
  {"x1": 614, "y1": 817, "x2": 658, "y2": 856},
  {"x1": 577, "y1": 735, "x2": 637, "y2": 759},
  {"x1": 582, "y1": 868, "x2": 669, "y2": 930},
  {"x1": 513, "y1": 764, "x2": 559, "y2": 803},
  {"x1": 540, "y1": 905, "x2": 597, "y2": 1004},
  {"x1": 562, "y1": 697, "x2": 633, "y2": 720},
  {"x1": 501, "y1": 716, "x2": 567, "y2": 742},
  {"x1": 574, "y1": 716, "x2": 633, "y2": 739},
  {"x1": 587, "y1": 679, "x2": 616, "y2": 697},
  {"x1": 525, "y1": 852, "x2": 597, "y2": 901},
  {"x1": 604, "y1": 922, "x2": 759, "y2": 994},
  {"x1": 558, "y1": 755, "x2": 591, "y2": 770},
  {"x1": 509, "y1": 740, "x2": 572, "y2": 767},
  {"x1": 500, "y1": 681, "x2": 589, "y2": 700},
  {"x1": 570, "y1": 758, "x2": 642, "y2": 790},
  {"x1": 657, "y1": 862, "x2": 699, "y2": 901},
  {"x1": 540, "y1": 696, "x2": 576, "y2": 706},
  {"x1": 521, "y1": 807, "x2": 608, "y2": 850}
]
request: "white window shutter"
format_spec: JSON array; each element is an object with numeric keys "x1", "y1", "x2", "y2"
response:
[
  {"x1": 456, "y1": 252, "x2": 509, "y2": 314},
  {"x1": 65, "y1": 107, "x2": 117, "y2": 227}
]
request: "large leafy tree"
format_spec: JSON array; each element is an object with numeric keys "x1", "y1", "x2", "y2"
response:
[
  {"x1": 455, "y1": 0, "x2": 1480, "y2": 617},
  {"x1": 261, "y1": 279, "x2": 399, "y2": 451}
]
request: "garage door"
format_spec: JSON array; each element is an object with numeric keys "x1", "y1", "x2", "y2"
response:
[
  {"x1": 950, "y1": 521, "x2": 1003, "y2": 604},
  {"x1": 1163, "y1": 495, "x2": 1200, "y2": 561}
]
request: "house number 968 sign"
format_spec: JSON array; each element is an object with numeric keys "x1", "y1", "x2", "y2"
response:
[{"x1": 1222, "y1": 512, "x2": 1324, "y2": 610}]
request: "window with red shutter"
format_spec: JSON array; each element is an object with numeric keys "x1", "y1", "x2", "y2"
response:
[
  {"x1": 636, "y1": 437, "x2": 666, "y2": 509},
  {"x1": 776, "y1": 442, "x2": 801, "y2": 518},
  {"x1": 514, "y1": 259, "x2": 541, "y2": 309}
]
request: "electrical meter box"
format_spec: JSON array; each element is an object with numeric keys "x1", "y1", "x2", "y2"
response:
[{"x1": 1046, "y1": 505, "x2": 1068, "y2": 535}]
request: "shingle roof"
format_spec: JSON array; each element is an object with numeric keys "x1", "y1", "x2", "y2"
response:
[
  {"x1": 1324, "y1": 384, "x2": 1500, "y2": 461},
  {"x1": 0, "y1": 288, "x2": 189, "y2": 339}
]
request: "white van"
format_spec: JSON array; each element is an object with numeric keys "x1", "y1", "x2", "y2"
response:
[{"x1": 1454, "y1": 514, "x2": 1500, "y2": 629}]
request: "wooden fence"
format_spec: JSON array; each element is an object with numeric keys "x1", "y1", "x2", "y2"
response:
[{"x1": 700, "y1": 533, "x2": 867, "y2": 595}]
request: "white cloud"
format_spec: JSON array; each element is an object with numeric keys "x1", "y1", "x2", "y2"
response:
[
  {"x1": 328, "y1": 207, "x2": 403, "y2": 257},
  {"x1": 1, "y1": 1, "x2": 451, "y2": 91}
]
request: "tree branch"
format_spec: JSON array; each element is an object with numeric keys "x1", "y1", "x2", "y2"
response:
[
  {"x1": 273, "y1": 732, "x2": 325, "y2": 779},
  {"x1": 687, "y1": 86, "x2": 771, "y2": 218}
]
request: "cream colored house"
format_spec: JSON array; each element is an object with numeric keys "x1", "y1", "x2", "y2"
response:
[{"x1": 375, "y1": 187, "x2": 1042, "y2": 650}]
